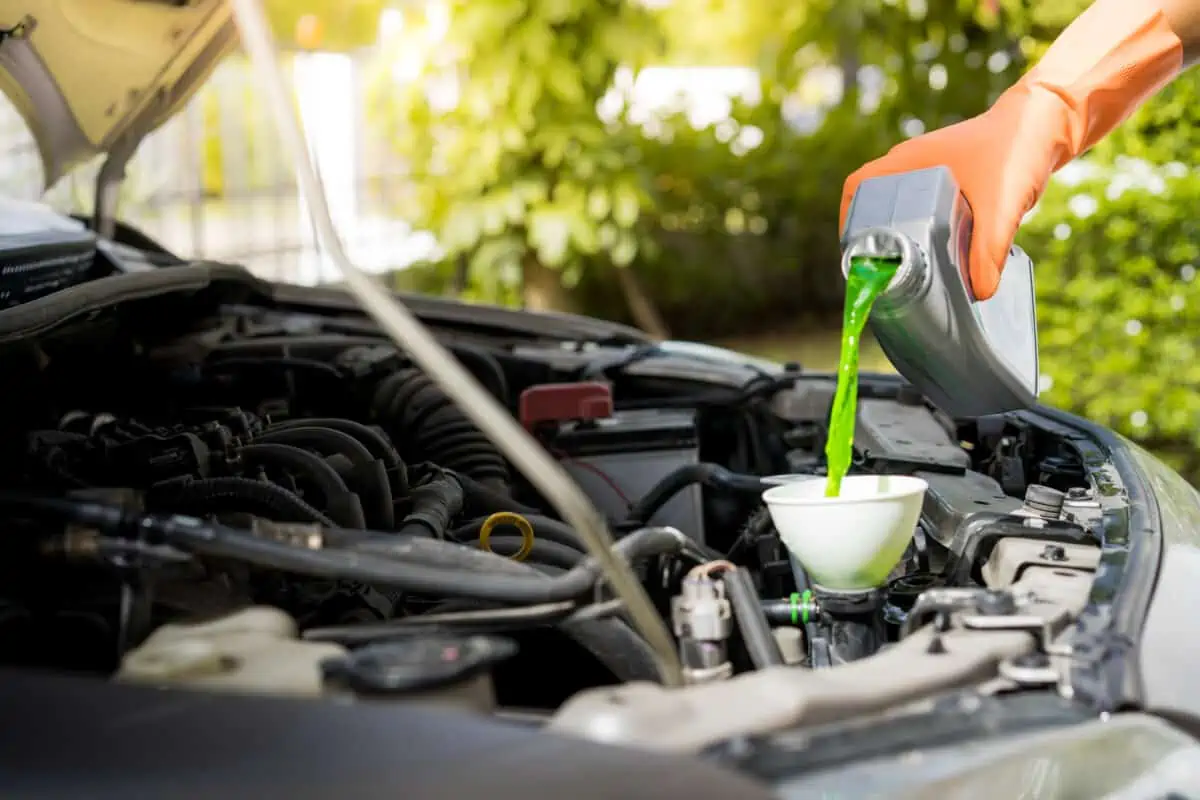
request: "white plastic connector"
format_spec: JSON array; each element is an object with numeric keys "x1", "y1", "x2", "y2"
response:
[{"x1": 671, "y1": 576, "x2": 733, "y2": 642}]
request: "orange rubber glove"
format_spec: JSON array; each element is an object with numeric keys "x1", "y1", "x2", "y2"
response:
[{"x1": 840, "y1": 0, "x2": 1184, "y2": 300}]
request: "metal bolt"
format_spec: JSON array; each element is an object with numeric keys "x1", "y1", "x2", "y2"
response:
[
  {"x1": 1012, "y1": 652, "x2": 1051, "y2": 668},
  {"x1": 1023, "y1": 484, "x2": 1066, "y2": 519},
  {"x1": 1041, "y1": 544, "x2": 1068, "y2": 562},
  {"x1": 1065, "y1": 487, "x2": 1092, "y2": 501}
]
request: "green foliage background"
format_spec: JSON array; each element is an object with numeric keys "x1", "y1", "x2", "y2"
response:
[
  {"x1": 372, "y1": 0, "x2": 1018, "y2": 325},
  {"x1": 1021, "y1": 71, "x2": 1200, "y2": 481}
]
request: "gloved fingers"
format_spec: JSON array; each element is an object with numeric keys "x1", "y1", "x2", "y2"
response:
[
  {"x1": 963, "y1": 179, "x2": 1035, "y2": 302},
  {"x1": 967, "y1": 237, "x2": 1004, "y2": 301},
  {"x1": 963, "y1": 118, "x2": 1059, "y2": 301}
]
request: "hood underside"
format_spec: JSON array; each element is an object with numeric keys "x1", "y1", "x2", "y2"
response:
[{"x1": 0, "y1": 0, "x2": 236, "y2": 187}]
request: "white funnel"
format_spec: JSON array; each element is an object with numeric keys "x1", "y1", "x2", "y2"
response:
[{"x1": 761, "y1": 475, "x2": 927, "y2": 591}]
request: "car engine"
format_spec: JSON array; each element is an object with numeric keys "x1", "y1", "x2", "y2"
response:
[{"x1": 0, "y1": 257, "x2": 1106, "y2": 735}]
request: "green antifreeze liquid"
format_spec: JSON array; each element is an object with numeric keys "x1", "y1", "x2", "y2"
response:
[{"x1": 824, "y1": 255, "x2": 901, "y2": 497}]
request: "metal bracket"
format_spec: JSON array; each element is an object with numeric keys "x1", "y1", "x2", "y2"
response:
[
  {"x1": 960, "y1": 610, "x2": 1055, "y2": 652},
  {"x1": 902, "y1": 577, "x2": 1083, "y2": 693},
  {"x1": 92, "y1": 129, "x2": 148, "y2": 241},
  {"x1": 901, "y1": 587, "x2": 990, "y2": 638},
  {"x1": 998, "y1": 653, "x2": 1060, "y2": 687}
]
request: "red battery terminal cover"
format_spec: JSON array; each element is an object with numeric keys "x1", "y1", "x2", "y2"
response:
[{"x1": 518, "y1": 382, "x2": 614, "y2": 431}]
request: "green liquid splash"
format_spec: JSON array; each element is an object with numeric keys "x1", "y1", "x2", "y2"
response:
[{"x1": 824, "y1": 255, "x2": 901, "y2": 497}]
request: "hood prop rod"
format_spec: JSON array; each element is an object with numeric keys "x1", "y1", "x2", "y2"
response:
[
  {"x1": 227, "y1": 0, "x2": 683, "y2": 686},
  {"x1": 92, "y1": 133, "x2": 141, "y2": 241}
]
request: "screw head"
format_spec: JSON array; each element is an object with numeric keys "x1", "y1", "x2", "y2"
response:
[
  {"x1": 1012, "y1": 652, "x2": 1051, "y2": 668},
  {"x1": 1041, "y1": 544, "x2": 1068, "y2": 562}
]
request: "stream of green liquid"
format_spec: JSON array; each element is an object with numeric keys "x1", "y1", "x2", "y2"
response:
[{"x1": 824, "y1": 255, "x2": 901, "y2": 497}]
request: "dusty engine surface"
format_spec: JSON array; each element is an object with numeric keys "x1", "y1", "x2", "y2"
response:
[
  {"x1": 0, "y1": 300, "x2": 790, "y2": 708},
  {"x1": 0, "y1": 290, "x2": 1105, "y2": 722}
]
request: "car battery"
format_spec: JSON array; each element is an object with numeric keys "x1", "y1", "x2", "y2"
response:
[
  {"x1": 0, "y1": 197, "x2": 97, "y2": 308},
  {"x1": 550, "y1": 408, "x2": 705, "y2": 543}
]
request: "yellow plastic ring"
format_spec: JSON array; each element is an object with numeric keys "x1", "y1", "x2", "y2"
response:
[{"x1": 478, "y1": 512, "x2": 535, "y2": 562}]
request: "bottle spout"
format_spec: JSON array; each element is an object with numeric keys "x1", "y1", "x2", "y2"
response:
[{"x1": 840, "y1": 227, "x2": 926, "y2": 295}]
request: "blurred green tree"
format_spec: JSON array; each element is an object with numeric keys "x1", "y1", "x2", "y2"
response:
[
  {"x1": 1017, "y1": 44, "x2": 1200, "y2": 481},
  {"x1": 263, "y1": 0, "x2": 386, "y2": 52},
  {"x1": 365, "y1": 0, "x2": 669, "y2": 331},
  {"x1": 198, "y1": 0, "x2": 389, "y2": 198},
  {"x1": 379, "y1": 0, "x2": 1024, "y2": 337},
  {"x1": 1022, "y1": 163, "x2": 1200, "y2": 481}
]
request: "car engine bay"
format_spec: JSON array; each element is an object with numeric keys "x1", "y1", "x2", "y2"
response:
[
  {"x1": 0, "y1": 7, "x2": 1184, "y2": 793},
  {"x1": 0, "y1": 253, "x2": 1113, "y2": 749}
]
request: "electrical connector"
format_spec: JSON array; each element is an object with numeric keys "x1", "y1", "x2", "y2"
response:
[{"x1": 670, "y1": 574, "x2": 733, "y2": 684}]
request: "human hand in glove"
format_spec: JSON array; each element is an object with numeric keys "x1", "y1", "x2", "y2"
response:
[{"x1": 840, "y1": 0, "x2": 1195, "y2": 300}]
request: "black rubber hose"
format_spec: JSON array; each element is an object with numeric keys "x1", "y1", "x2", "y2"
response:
[
  {"x1": 146, "y1": 477, "x2": 335, "y2": 526},
  {"x1": 454, "y1": 471, "x2": 540, "y2": 517},
  {"x1": 204, "y1": 356, "x2": 345, "y2": 381},
  {"x1": 370, "y1": 368, "x2": 510, "y2": 489},
  {"x1": 625, "y1": 463, "x2": 766, "y2": 526},
  {"x1": 267, "y1": 418, "x2": 406, "y2": 478},
  {"x1": 305, "y1": 600, "x2": 584, "y2": 639},
  {"x1": 724, "y1": 567, "x2": 785, "y2": 669},
  {"x1": 396, "y1": 471, "x2": 464, "y2": 539},
  {"x1": 0, "y1": 495, "x2": 661, "y2": 683},
  {"x1": 726, "y1": 505, "x2": 773, "y2": 560},
  {"x1": 261, "y1": 422, "x2": 393, "y2": 465},
  {"x1": 560, "y1": 615, "x2": 661, "y2": 683},
  {"x1": 158, "y1": 521, "x2": 684, "y2": 605},
  {"x1": 252, "y1": 426, "x2": 391, "y2": 529},
  {"x1": 236, "y1": 443, "x2": 365, "y2": 529},
  {"x1": 336, "y1": 536, "x2": 658, "y2": 682},
  {"x1": 481, "y1": 536, "x2": 583, "y2": 570},
  {"x1": 303, "y1": 597, "x2": 656, "y2": 683},
  {"x1": 448, "y1": 343, "x2": 510, "y2": 405},
  {"x1": 238, "y1": 442, "x2": 348, "y2": 501}
]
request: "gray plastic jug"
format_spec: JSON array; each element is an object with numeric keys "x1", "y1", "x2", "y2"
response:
[{"x1": 840, "y1": 165, "x2": 1039, "y2": 418}]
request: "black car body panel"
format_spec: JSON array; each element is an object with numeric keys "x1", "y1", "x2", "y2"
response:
[{"x1": 0, "y1": 668, "x2": 776, "y2": 800}]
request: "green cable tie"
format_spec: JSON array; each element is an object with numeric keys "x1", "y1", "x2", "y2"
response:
[{"x1": 790, "y1": 590, "x2": 815, "y2": 626}]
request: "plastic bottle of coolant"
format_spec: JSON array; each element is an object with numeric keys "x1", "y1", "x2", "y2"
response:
[{"x1": 840, "y1": 165, "x2": 1039, "y2": 418}]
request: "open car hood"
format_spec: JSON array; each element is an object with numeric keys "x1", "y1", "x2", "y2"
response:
[{"x1": 0, "y1": 0, "x2": 236, "y2": 187}]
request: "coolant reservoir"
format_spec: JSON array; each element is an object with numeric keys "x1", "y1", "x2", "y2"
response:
[{"x1": 840, "y1": 166, "x2": 1039, "y2": 417}]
